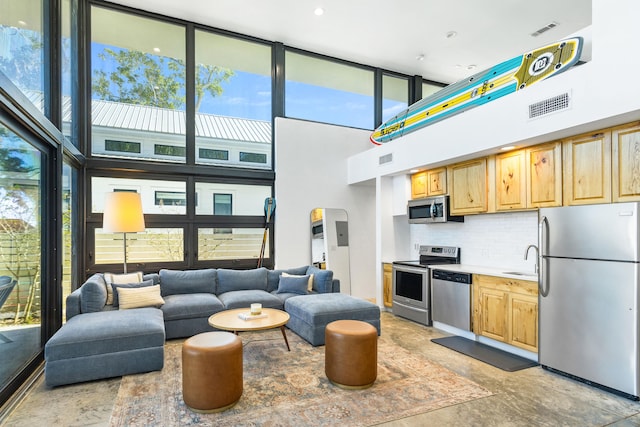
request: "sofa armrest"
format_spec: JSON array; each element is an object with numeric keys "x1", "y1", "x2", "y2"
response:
[
  {"x1": 66, "y1": 288, "x2": 82, "y2": 321},
  {"x1": 331, "y1": 279, "x2": 340, "y2": 293}
]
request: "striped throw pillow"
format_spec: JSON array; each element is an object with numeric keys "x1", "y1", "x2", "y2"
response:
[{"x1": 117, "y1": 285, "x2": 165, "y2": 310}]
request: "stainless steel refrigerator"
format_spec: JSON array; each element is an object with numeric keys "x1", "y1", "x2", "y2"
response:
[{"x1": 539, "y1": 202, "x2": 639, "y2": 400}]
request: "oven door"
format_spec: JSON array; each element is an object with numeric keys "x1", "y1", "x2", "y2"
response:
[{"x1": 392, "y1": 264, "x2": 431, "y2": 325}]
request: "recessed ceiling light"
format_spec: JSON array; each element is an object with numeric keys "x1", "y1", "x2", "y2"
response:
[
  {"x1": 17, "y1": 20, "x2": 27, "y2": 26},
  {"x1": 446, "y1": 31, "x2": 457, "y2": 39},
  {"x1": 467, "y1": 64, "x2": 476, "y2": 70},
  {"x1": 314, "y1": 7, "x2": 324, "y2": 16},
  {"x1": 153, "y1": 47, "x2": 161, "y2": 53},
  {"x1": 416, "y1": 54, "x2": 425, "y2": 61}
]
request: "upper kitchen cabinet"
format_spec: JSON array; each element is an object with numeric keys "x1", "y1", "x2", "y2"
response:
[
  {"x1": 410, "y1": 167, "x2": 447, "y2": 199},
  {"x1": 527, "y1": 141, "x2": 563, "y2": 208},
  {"x1": 563, "y1": 131, "x2": 612, "y2": 205},
  {"x1": 495, "y1": 150, "x2": 527, "y2": 211},
  {"x1": 410, "y1": 171, "x2": 427, "y2": 199},
  {"x1": 448, "y1": 158, "x2": 487, "y2": 215},
  {"x1": 612, "y1": 122, "x2": 640, "y2": 202}
]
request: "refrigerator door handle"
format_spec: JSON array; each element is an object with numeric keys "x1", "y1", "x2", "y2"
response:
[{"x1": 538, "y1": 215, "x2": 549, "y2": 297}]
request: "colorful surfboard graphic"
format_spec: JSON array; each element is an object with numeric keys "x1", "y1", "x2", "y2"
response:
[{"x1": 370, "y1": 37, "x2": 583, "y2": 145}]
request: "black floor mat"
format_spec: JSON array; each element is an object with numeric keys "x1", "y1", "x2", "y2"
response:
[{"x1": 431, "y1": 336, "x2": 538, "y2": 372}]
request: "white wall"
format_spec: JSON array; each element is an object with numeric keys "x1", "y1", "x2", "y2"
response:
[{"x1": 274, "y1": 118, "x2": 376, "y2": 299}]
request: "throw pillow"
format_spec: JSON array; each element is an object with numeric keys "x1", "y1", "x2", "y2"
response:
[
  {"x1": 282, "y1": 272, "x2": 314, "y2": 292},
  {"x1": 103, "y1": 271, "x2": 144, "y2": 305},
  {"x1": 276, "y1": 275, "x2": 310, "y2": 295},
  {"x1": 111, "y1": 279, "x2": 154, "y2": 307},
  {"x1": 117, "y1": 285, "x2": 165, "y2": 310}
]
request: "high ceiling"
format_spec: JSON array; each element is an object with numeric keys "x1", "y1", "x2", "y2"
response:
[{"x1": 108, "y1": 0, "x2": 592, "y2": 85}]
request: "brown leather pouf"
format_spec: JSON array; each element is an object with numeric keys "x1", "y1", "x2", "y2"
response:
[
  {"x1": 182, "y1": 331, "x2": 243, "y2": 412},
  {"x1": 325, "y1": 320, "x2": 378, "y2": 389}
]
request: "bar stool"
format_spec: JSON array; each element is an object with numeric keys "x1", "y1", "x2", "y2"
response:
[{"x1": 182, "y1": 331, "x2": 243, "y2": 412}]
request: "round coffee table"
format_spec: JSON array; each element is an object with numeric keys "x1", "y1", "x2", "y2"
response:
[{"x1": 208, "y1": 308, "x2": 291, "y2": 351}]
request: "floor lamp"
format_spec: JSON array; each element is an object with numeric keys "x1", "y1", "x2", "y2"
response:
[{"x1": 102, "y1": 192, "x2": 146, "y2": 274}]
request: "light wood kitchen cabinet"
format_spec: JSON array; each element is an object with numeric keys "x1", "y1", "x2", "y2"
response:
[
  {"x1": 612, "y1": 122, "x2": 640, "y2": 202},
  {"x1": 382, "y1": 263, "x2": 393, "y2": 308},
  {"x1": 563, "y1": 131, "x2": 612, "y2": 205},
  {"x1": 473, "y1": 274, "x2": 538, "y2": 353},
  {"x1": 448, "y1": 158, "x2": 487, "y2": 214},
  {"x1": 410, "y1": 171, "x2": 427, "y2": 199},
  {"x1": 410, "y1": 167, "x2": 447, "y2": 199},
  {"x1": 495, "y1": 150, "x2": 527, "y2": 211},
  {"x1": 527, "y1": 141, "x2": 563, "y2": 207},
  {"x1": 310, "y1": 208, "x2": 323, "y2": 222}
]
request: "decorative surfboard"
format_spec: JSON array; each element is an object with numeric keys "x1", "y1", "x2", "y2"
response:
[{"x1": 370, "y1": 37, "x2": 583, "y2": 145}]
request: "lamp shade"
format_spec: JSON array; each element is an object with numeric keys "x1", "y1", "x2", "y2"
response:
[{"x1": 102, "y1": 192, "x2": 146, "y2": 233}]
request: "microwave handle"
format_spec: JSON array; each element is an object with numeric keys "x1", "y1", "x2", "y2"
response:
[{"x1": 430, "y1": 203, "x2": 436, "y2": 219}]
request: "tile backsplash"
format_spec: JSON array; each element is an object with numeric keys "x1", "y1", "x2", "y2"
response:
[{"x1": 409, "y1": 210, "x2": 539, "y2": 273}]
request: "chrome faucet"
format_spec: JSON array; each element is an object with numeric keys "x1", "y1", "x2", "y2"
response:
[{"x1": 524, "y1": 244, "x2": 539, "y2": 274}]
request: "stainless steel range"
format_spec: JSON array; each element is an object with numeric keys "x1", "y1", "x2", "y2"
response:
[{"x1": 392, "y1": 245, "x2": 460, "y2": 326}]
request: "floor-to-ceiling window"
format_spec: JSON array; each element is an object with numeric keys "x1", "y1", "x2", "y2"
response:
[
  {"x1": 285, "y1": 50, "x2": 375, "y2": 129},
  {"x1": 0, "y1": 0, "x2": 44, "y2": 113}
]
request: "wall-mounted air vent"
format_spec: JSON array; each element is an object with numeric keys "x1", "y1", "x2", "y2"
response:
[
  {"x1": 379, "y1": 153, "x2": 393, "y2": 165},
  {"x1": 531, "y1": 22, "x2": 558, "y2": 37},
  {"x1": 528, "y1": 92, "x2": 570, "y2": 119}
]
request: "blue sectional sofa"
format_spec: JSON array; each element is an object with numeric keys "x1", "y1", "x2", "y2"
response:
[{"x1": 44, "y1": 265, "x2": 380, "y2": 387}]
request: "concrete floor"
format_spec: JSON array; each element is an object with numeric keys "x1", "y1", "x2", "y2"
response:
[{"x1": 3, "y1": 311, "x2": 640, "y2": 426}]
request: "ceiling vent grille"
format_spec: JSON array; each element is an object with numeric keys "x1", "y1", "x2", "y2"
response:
[
  {"x1": 529, "y1": 92, "x2": 570, "y2": 119},
  {"x1": 531, "y1": 22, "x2": 558, "y2": 37},
  {"x1": 379, "y1": 153, "x2": 393, "y2": 165}
]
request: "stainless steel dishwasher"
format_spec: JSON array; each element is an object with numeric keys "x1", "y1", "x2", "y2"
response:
[{"x1": 431, "y1": 269, "x2": 472, "y2": 331}]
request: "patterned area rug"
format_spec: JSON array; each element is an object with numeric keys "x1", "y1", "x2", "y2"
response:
[{"x1": 109, "y1": 330, "x2": 492, "y2": 426}]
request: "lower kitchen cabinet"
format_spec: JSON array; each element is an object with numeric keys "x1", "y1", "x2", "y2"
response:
[
  {"x1": 383, "y1": 263, "x2": 393, "y2": 308},
  {"x1": 473, "y1": 274, "x2": 539, "y2": 353}
]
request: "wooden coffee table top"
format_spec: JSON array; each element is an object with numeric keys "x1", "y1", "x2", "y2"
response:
[{"x1": 208, "y1": 308, "x2": 290, "y2": 332}]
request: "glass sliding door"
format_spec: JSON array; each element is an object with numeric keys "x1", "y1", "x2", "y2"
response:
[{"x1": 0, "y1": 122, "x2": 44, "y2": 392}]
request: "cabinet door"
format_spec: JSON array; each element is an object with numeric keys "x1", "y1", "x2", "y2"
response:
[
  {"x1": 563, "y1": 132, "x2": 612, "y2": 205},
  {"x1": 495, "y1": 150, "x2": 527, "y2": 211},
  {"x1": 612, "y1": 122, "x2": 640, "y2": 202},
  {"x1": 410, "y1": 171, "x2": 427, "y2": 199},
  {"x1": 475, "y1": 286, "x2": 508, "y2": 342},
  {"x1": 382, "y1": 263, "x2": 393, "y2": 308},
  {"x1": 426, "y1": 167, "x2": 447, "y2": 196},
  {"x1": 527, "y1": 141, "x2": 562, "y2": 207},
  {"x1": 449, "y1": 158, "x2": 487, "y2": 214},
  {"x1": 510, "y1": 293, "x2": 538, "y2": 352}
]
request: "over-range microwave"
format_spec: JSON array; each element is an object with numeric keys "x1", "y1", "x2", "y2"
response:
[{"x1": 407, "y1": 195, "x2": 464, "y2": 224}]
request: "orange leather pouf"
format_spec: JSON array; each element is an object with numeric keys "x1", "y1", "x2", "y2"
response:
[
  {"x1": 325, "y1": 320, "x2": 378, "y2": 389},
  {"x1": 182, "y1": 331, "x2": 243, "y2": 413}
]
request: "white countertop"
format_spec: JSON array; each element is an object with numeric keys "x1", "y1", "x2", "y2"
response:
[{"x1": 427, "y1": 264, "x2": 538, "y2": 281}]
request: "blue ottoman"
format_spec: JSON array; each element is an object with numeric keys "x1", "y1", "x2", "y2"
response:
[
  {"x1": 44, "y1": 307, "x2": 165, "y2": 387},
  {"x1": 284, "y1": 294, "x2": 380, "y2": 346}
]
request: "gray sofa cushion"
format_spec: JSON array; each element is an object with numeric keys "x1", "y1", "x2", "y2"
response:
[
  {"x1": 306, "y1": 266, "x2": 334, "y2": 293},
  {"x1": 217, "y1": 267, "x2": 268, "y2": 294},
  {"x1": 159, "y1": 269, "x2": 217, "y2": 296},
  {"x1": 80, "y1": 274, "x2": 108, "y2": 313},
  {"x1": 217, "y1": 290, "x2": 283, "y2": 310},
  {"x1": 161, "y1": 293, "x2": 224, "y2": 321},
  {"x1": 267, "y1": 266, "x2": 309, "y2": 292},
  {"x1": 45, "y1": 307, "x2": 165, "y2": 362}
]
